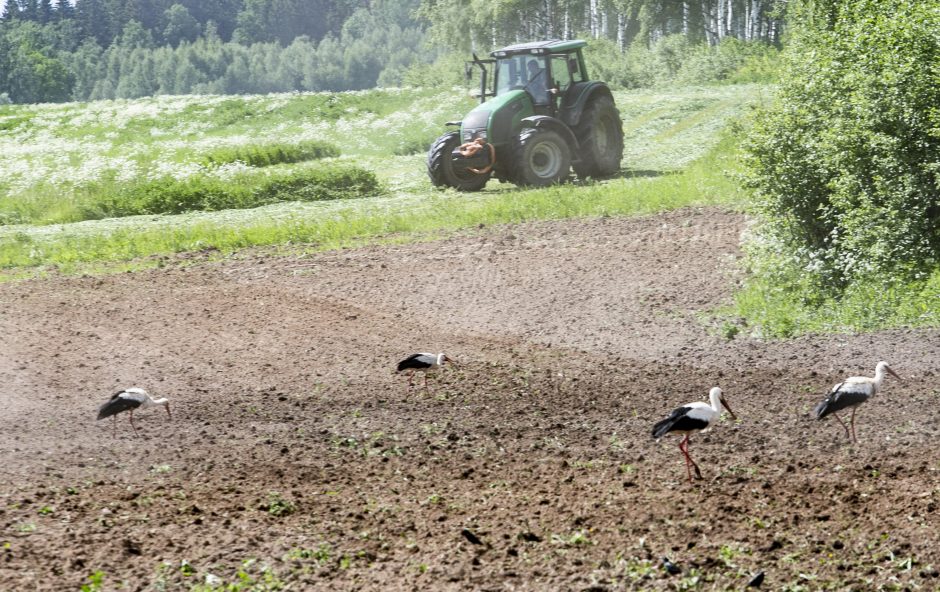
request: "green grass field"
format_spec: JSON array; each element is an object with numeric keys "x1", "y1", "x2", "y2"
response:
[{"x1": 0, "y1": 85, "x2": 763, "y2": 266}]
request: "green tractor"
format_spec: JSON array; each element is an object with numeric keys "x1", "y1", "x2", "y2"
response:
[{"x1": 427, "y1": 39, "x2": 624, "y2": 191}]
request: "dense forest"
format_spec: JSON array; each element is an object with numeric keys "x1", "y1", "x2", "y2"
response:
[{"x1": 0, "y1": 0, "x2": 786, "y2": 104}]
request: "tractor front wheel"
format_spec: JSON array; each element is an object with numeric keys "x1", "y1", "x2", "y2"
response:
[
  {"x1": 511, "y1": 128, "x2": 571, "y2": 187},
  {"x1": 427, "y1": 131, "x2": 490, "y2": 191},
  {"x1": 572, "y1": 95, "x2": 624, "y2": 179}
]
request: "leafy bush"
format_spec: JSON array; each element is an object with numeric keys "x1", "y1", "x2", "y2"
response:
[
  {"x1": 743, "y1": 0, "x2": 940, "y2": 290},
  {"x1": 676, "y1": 38, "x2": 781, "y2": 85},
  {"x1": 400, "y1": 51, "x2": 466, "y2": 88},
  {"x1": 201, "y1": 140, "x2": 340, "y2": 167},
  {"x1": 86, "y1": 164, "x2": 380, "y2": 218}
]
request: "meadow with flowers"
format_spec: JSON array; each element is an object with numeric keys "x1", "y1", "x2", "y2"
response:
[{"x1": 0, "y1": 84, "x2": 755, "y2": 265}]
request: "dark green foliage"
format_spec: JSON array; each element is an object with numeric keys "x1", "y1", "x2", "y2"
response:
[
  {"x1": 232, "y1": 0, "x2": 350, "y2": 45},
  {"x1": 0, "y1": 0, "x2": 788, "y2": 103},
  {"x1": 86, "y1": 164, "x2": 380, "y2": 218},
  {"x1": 201, "y1": 140, "x2": 340, "y2": 167},
  {"x1": 743, "y1": 0, "x2": 940, "y2": 289},
  {"x1": 0, "y1": 0, "x2": 425, "y2": 102},
  {"x1": 162, "y1": 3, "x2": 200, "y2": 47}
]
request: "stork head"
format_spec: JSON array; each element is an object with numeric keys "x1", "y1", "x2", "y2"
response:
[
  {"x1": 440, "y1": 353, "x2": 457, "y2": 366},
  {"x1": 710, "y1": 386, "x2": 737, "y2": 420},
  {"x1": 876, "y1": 361, "x2": 901, "y2": 381},
  {"x1": 150, "y1": 396, "x2": 171, "y2": 418}
]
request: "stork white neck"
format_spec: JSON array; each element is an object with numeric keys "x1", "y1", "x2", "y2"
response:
[
  {"x1": 872, "y1": 362, "x2": 889, "y2": 387},
  {"x1": 708, "y1": 387, "x2": 724, "y2": 413}
]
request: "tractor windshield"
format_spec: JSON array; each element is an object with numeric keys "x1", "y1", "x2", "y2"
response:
[{"x1": 495, "y1": 55, "x2": 551, "y2": 105}]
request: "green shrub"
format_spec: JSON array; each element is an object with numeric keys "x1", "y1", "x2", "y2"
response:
[
  {"x1": 676, "y1": 38, "x2": 781, "y2": 85},
  {"x1": 201, "y1": 140, "x2": 340, "y2": 167},
  {"x1": 586, "y1": 35, "x2": 780, "y2": 90},
  {"x1": 743, "y1": 0, "x2": 940, "y2": 291},
  {"x1": 86, "y1": 164, "x2": 380, "y2": 218},
  {"x1": 401, "y1": 51, "x2": 466, "y2": 88}
]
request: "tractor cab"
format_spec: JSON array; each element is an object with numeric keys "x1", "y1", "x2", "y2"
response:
[
  {"x1": 428, "y1": 39, "x2": 623, "y2": 191},
  {"x1": 490, "y1": 42, "x2": 589, "y2": 117}
]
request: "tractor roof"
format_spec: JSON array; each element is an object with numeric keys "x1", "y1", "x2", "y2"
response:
[{"x1": 490, "y1": 39, "x2": 587, "y2": 58}]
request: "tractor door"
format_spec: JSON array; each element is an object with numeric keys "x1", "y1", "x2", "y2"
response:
[{"x1": 552, "y1": 53, "x2": 584, "y2": 110}]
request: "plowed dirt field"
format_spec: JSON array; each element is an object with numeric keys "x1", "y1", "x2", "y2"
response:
[{"x1": 2, "y1": 207, "x2": 939, "y2": 591}]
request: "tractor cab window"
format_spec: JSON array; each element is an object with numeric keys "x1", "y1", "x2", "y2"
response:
[
  {"x1": 496, "y1": 55, "x2": 550, "y2": 105},
  {"x1": 568, "y1": 56, "x2": 585, "y2": 83},
  {"x1": 550, "y1": 55, "x2": 574, "y2": 93},
  {"x1": 495, "y1": 56, "x2": 524, "y2": 95}
]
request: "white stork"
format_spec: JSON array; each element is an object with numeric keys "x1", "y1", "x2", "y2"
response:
[
  {"x1": 813, "y1": 361, "x2": 901, "y2": 442},
  {"x1": 652, "y1": 387, "x2": 736, "y2": 483},
  {"x1": 97, "y1": 388, "x2": 171, "y2": 435},
  {"x1": 396, "y1": 353, "x2": 456, "y2": 390}
]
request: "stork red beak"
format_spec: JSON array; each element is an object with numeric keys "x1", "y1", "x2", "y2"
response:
[
  {"x1": 445, "y1": 356, "x2": 458, "y2": 366},
  {"x1": 720, "y1": 397, "x2": 737, "y2": 420},
  {"x1": 886, "y1": 366, "x2": 901, "y2": 380}
]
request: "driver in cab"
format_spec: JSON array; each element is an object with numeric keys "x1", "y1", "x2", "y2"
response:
[{"x1": 524, "y1": 59, "x2": 550, "y2": 106}]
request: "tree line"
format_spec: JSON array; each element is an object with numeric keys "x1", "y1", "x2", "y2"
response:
[
  {"x1": 419, "y1": 0, "x2": 785, "y2": 52},
  {"x1": 0, "y1": 0, "x2": 785, "y2": 104}
]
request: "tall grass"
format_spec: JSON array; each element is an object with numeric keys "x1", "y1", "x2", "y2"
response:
[{"x1": 729, "y1": 262, "x2": 940, "y2": 338}]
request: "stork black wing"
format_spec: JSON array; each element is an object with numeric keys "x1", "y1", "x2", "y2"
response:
[
  {"x1": 397, "y1": 354, "x2": 433, "y2": 372},
  {"x1": 813, "y1": 383, "x2": 869, "y2": 419},
  {"x1": 652, "y1": 406, "x2": 708, "y2": 439},
  {"x1": 97, "y1": 395, "x2": 142, "y2": 420}
]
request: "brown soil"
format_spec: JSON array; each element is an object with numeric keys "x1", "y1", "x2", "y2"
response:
[{"x1": 2, "y1": 206, "x2": 939, "y2": 591}]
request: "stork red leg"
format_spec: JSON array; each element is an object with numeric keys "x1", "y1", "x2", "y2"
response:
[
  {"x1": 677, "y1": 435, "x2": 701, "y2": 484},
  {"x1": 424, "y1": 373, "x2": 429, "y2": 392},
  {"x1": 129, "y1": 409, "x2": 139, "y2": 435},
  {"x1": 832, "y1": 412, "x2": 851, "y2": 439},
  {"x1": 678, "y1": 436, "x2": 692, "y2": 484},
  {"x1": 408, "y1": 371, "x2": 415, "y2": 387},
  {"x1": 684, "y1": 437, "x2": 703, "y2": 480},
  {"x1": 849, "y1": 407, "x2": 859, "y2": 443}
]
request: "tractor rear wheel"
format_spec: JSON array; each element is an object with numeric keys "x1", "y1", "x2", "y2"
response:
[
  {"x1": 511, "y1": 128, "x2": 571, "y2": 187},
  {"x1": 427, "y1": 131, "x2": 490, "y2": 191},
  {"x1": 572, "y1": 95, "x2": 623, "y2": 179}
]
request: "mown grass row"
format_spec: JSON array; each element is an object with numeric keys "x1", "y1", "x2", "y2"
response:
[
  {"x1": 200, "y1": 139, "x2": 339, "y2": 167},
  {"x1": 95, "y1": 164, "x2": 380, "y2": 217},
  {"x1": 0, "y1": 163, "x2": 379, "y2": 225}
]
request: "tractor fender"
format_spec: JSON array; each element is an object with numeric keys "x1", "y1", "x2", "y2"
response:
[
  {"x1": 520, "y1": 115, "x2": 580, "y2": 153},
  {"x1": 560, "y1": 82, "x2": 615, "y2": 128}
]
